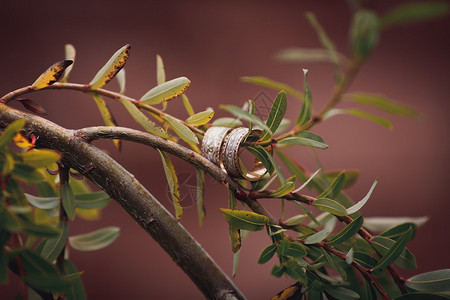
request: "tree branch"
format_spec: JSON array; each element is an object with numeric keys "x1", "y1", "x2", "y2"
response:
[{"x1": 0, "y1": 103, "x2": 246, "y2": 300}]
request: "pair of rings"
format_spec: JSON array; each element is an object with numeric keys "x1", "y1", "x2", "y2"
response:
[{"x1": 201, "y1": 126, "x2": 269, "y2": 181}]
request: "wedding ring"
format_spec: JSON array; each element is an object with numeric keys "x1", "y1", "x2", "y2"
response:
[
  {"x1": 201, "y1": 126, "x2": 231, "y2": 165},
  {"x1": 220, "y1": 127, "x2": 268, "y2": 181}
]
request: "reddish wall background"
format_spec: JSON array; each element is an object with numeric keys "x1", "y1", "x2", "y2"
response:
[{"x1": 1, "y1": 0, "x2": 449, "y2": 299}]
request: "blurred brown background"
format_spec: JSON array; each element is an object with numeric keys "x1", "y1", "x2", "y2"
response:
[{"x1": 1, "y1": 0, "x2": 449, "y2": 299}]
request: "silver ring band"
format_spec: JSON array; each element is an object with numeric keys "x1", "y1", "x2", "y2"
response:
[
  {"x1": 220, "y1": 127, "x2": 268, "y2": 181},
  {"x1": 201, "y1": 126, "x2": 231, "y2": 165}
]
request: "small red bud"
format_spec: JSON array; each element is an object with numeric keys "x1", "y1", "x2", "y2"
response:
[{"x1": 234, "y1": 188, "x2": 247, "y2": 201}]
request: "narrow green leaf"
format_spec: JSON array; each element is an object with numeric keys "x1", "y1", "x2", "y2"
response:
[
  {"x1": 406, "y1": 269, "x2": 450, "y2": 293},
  {"x1": 61, "y1": 182, "x2": 75, "y2": 221},
  {"x1": 284, "y1": 214, "x2": 308, "y2": 226},
  {"x1": 20, "y1": 149, "x2": 61, "y2": 168},
  {"x1": 258, "y1": 244, "x2": 277, "y2": 264},
  {"x1": 62, "y1": 260, "x2": 87, "y2": 300},
  {"x1": 305, "y1": 12, "x2": 341, "y2": 71},
  {"x1": 279, "y1": 133, "x2": 328, "y2": 150},
  {"x1": 363, "y1": 216, "x2": 428, "y2": 233},
  {"x1": 11, "y1": 164, "x2": 45, "y2": 182},
  {"x1": 182, "y1": 94, "x2": 195, "y2": 116},
  {"x1": 241, "y1": 76, "x2": 303, "y2": 100},
  {"x1": 116, "y1": 68, "x2": 126, "y2": 94},
  {"x1": 212, "y1": 117, "x2": 243, "y2": 128},
  {"x1": 381, "y1": 2, "x2": 449, "y2": 29},
  {"x1": 156, "y1": 54, "x2": 166, "y2": 85},
  {"x1": 196, "y1": 168, "x2": 205, "y2": 226},
  {"x1": 327, "y1": 216, "x2": 363, "y2": 246},
  {"x1": 274, "y1": 118, "x2": 291, "y2": 135},
  {"x1": 371, "y1": 235, "x2": 417, "y2": 269},
  {"x1": 275, "y1": 47, "x2": 348, "y2": 65},
  {"x1": 260, "y1": 91, "x2": 287, "y2": 141},
  {"x1": 353, "y1": 252, "x2": 378, "y2": 269},
  {"x1": 232, "y1": 248, "x2": 241, "y2": 277},
  {"x1": 119, "y1": 98, "x2": 168, "y2": 138},
  {"x1": 227, "y1": 190, "x2": 241, "y2": 253},
  {"x1": 74, "y1": 191, "x2": 111, "y2": 209},
  {"x1": 324, "y1": 170, "x2": 359, "y2": 190},
  {"x1": 379, "y1": 222, "x2": 417, "y2": 240},
  {"x1": 285, "y1": 241, "x2": 308, "y2": 258},
  {"x1": 272, "y1": 176, "x2": 296, "y2": 198},
  {"x1": 60, "y1": 44, "x2": 76, "y2": 83},
  {"x1": 41, "y1": 221, "x2": 69, "y2": 262},
  {"x1": 325, "y1": 108, "x2": 392, "y2": 129},
  {"x1": 21, "y1": 219, "x2": 61, "y2": 238},
  {"x1": 0, "y1": 119, "x2": 26, "y2": 149},
  {"x1": 89, "y1": 44, "x2": 131, "y2": 89},
  {"x1": 140, "y1": 77, "x2": 191, "y2": 105},
  {"x1": 296, "y1": 69, "x2": 312, "y2": 126},
  {"x1": 186, "y1": 110, "x2": 214, "y2": 126},
  {"x1": 347, "y1": 178, "x2": 378, "y2": 214},
  {"x1": 324, "y1": 285, "x2": 360, "y2": 300},
  {"x1": 69, "y1": 226, "x2": 120, "y2": 251},
  {"x1": 91, "y1": 93, "x2": 121, "y2": 150},
  {"x1": 347, "y1": 92, "x2": 419, "y2": 118},
  {"x1": 292, "y1": 201, "x2": 321, "y2": 228},
  {"x1": 164, "y1": 114, "x2": 198, "y2": 144},
  {"x1": 350, "y1": 10, "x2": 379, "y2": 60},
  {"x1": 319, "y1": 171, "x2": 345, "y2": 198},
  {"x1": 32, "y1": 60, "x2": 73, "y2": 90},
  {"x1": 157, "y1": 149, "x2": 182, "y2": 220},
  {"x1": 220, "y1": 105, "x2": 271, "y2": 133},
  {"x1": 305, "y1": 217, "x2": 336, "y2": 244},
  {"x1": 292, "y1": 168, "x2": 321, "y2": 193},
  {"x1": 25, "y1": 194, "x2": 59, "y2": 209},
  {"x1": 371, "y1": 227, "x2": 414, "y2": 271},
  {"x1": 346, "y1": 247, "x2": 354, "y2": 265},
  {"x1": 314, "y1": 198, "x2": 347, "y2": 216},
  {"x1": 246, "y1": 145, "x2": 275, "y2": 175},
  {"x1": 220, "y1": 209, "x2": 269, "y2": 231}
]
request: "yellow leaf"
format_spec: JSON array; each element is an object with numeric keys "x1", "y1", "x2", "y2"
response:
[
  {"x1": 32, "y1": 60, "x2": 73, "y2": 90},
  {"x1": 13, "y1": 133, "x2": 33, "y2": 149},
  {"x1": 89, "y1": 44, "x2": 131, "y2": 89},
  {"x1": 76, "y1": 208, "x2": 101, "y2": 220},
  {"x1": 91, "y1": 94, "x2": 121, "y2": 151}
]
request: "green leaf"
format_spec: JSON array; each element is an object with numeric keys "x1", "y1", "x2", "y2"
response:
[
  {"x1": 272, "y1": 176, "x2": 296, "y2": 198},
  {"x1": 20, "y1": 149, "x2": 61, "y2": 168},
  {"x1": 89, "y1": 44, "x2": 131, "y2": 89},
  {"x1": 292, "y1": 201, "x2": 321, "y2": 228},
  {"x1": 116, "y1": 68, "x2": 126, "y2": 94},
  {"x1": 406, "y1": 269, "x2": 450, "y2": 293},
  {"x1": 324, "y1": 170, "x2": 359, "y2": 190},
  {"x1": 347, "y1": 178, "x2": 378, "y2": 214},
  {"x1": 195, "y1": 168, "x2": 206, "y2": 226},
  {"x1": 325, "y1": 108, "x2": 392, "y2": 130},
  {"x1": 371, "y1": 227, "x2": 414, "y2": 271},
  {"x1": 274, "y1": 119, "x2": 291, "y2": 135},
  {"x1": 11, "y1": 164, "x2": 45, "y2": 182},
  {"x1": 119, "y1": 98, "x2": 169, "y2": 138},
  {"x1": 292, "y1": 168, "x2": 321, "y2": 193},
  {"x1": 62, "y1": 260, "x2": 87, "y2": 300},
  {"x1": 260, "y1": 91, "x2": 287, "y2": 141},
  {"x1": 157, "y1": 149, "x2": 182, "y2": 220},
  {"x1": 305, "y1": 217, "x2": 336, "y2": 244},
  {"x1": 74, "y1": 191, "x2": 111, "y2": 209},
  {"x1": 0, "y1": 119, "x2": 26, "y2": 148},
  {"x1": 241, "y1": 76, "x2": 303, "y2": 100},
  {"x1": 182, "y1": 94, "x2": 195, "y2": 117},
  {"x1": 324, "y1": 285, "x2": 360, "y2": 300},
  {"x1": 347, "y1": 93, "x2": 419, "y2": 118},
  {"x1": 140, "y1": 77, "x2": 191, "y2": 105},
  {"x1": 220, "y1": 104, "x2": 271, "y2": 133},
  {"x1": 353, "y1": 252, "x2": 378, "y2": 269},
  {"x1": 40, "y1": 221, "x2": 69, "y2": 262},
  {"x1": 61, "y1": 182, "x2": 75, "y2": 221},
  {"x1": 164, "y1": 115, "x2": 198, "y2": 144},
  {"x1": 212, "y1": 117, "x2": 243, "y2": 128},
  {"x1": 90, "y1": 94, "x2": 121, "y2": 150},
  {"x1": 246, "y1": 146, "x2": 275, "y2": 175},
  {"x1": 258, "y1": 244, "x2": 277, "y2": 264},
  {"x1": 305, "y1": 12, "x2": 341, "y2": 72},
  {"x1": 271, "y1": 264, "x2": 285, "y2": 278},
  {"x1": 69, "y1": 226, "x2": 120, "y2": 251},
  {"x1": 220, "y1": 209, "x2": 269, "y2": 231},
  {"x1": 25, "y1": 194, "x2": 59, "y2": 209},
  {"x1": 381, "y1": 2, "x2": 449, "y2": 29},
  {"x1": 350, "y1": 9, "x2": 379, "y2": 60},
  {"x1": 32, "y1": 60, "x2": 73, "y2": 90},
  {"x1": 60, "y1": 44, "x2": 76, "y2": 83},
  {"x1": 296, "y1": 69, "x2": 312, "y2": 126},
  {"x1": 379, "y1": 222, "x2": 417, "y2": 240},
  {"x1": 363, "y1": 216, "x2": 428, "y2": 233},
  {"x1": 370, "y1": 236, "x2": 417, "y2": 269},
  {"x1": 314, "y1": 198, "x2": 347, "y2": 216},
  {"x1": 327, "y1": 216, "x2": 363, "y2": 246},
  {"x1": 279, "y1": 131, "x2": 328, "y2": 150},
  {"x1": 285, "y1": 241, "x2": 308, "y2": 258},
  {"x1": 319, "y1": 171, "x2": 345, "y2": 198},
  {"x1": 186, "y1": 110, "x2": 214, "y2": 126},
  {"x1": 274, "y1": 48, "x2": 348, "y2": 65},
  {"x1": 284, "y1": 214, "x2": 308, "y2": 226},
  {"x1": 156, "y1": 54, "x2": 166, "y2": 85}
]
